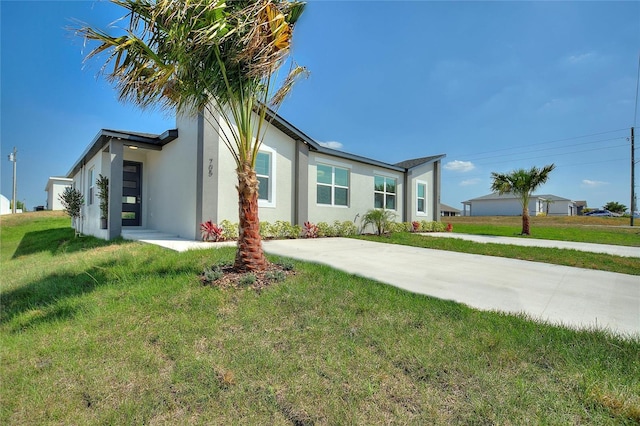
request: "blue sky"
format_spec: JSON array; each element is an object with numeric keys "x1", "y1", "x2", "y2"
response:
[{"x1": 2, "y1": 0, "x2": 639, "y2": 212}]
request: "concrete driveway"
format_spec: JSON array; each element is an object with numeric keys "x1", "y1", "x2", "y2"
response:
[{"x1": 263, "y1": 238, "x2": 640, "y2": 338}]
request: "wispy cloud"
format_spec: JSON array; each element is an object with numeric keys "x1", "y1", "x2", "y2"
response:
[
  {"x1": 460, "y1": 178, "x2": 481, "y2": 186},
  {"x1": 565, "y1": 51, "x2": 596, "y2": 65},
  {"x1": 444, "y1": 160, "x2": 475, "y2": 172},
  {"x1": 318, "y1": 141, "x2": 344, "y2": 150},
  {"x1": 582, "y1": 179, "x2": 608, "y2": 188}
]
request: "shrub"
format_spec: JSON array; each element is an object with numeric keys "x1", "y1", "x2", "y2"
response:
[
  {"x1": 411, "y1": 221, "x2": 420, "y2": 232},
  {"x1": 276, "y1": 260, "x2": 295, "y2": 271},
  {"x1": 333, "y1": 220, "x2": 358, "y2": 237},
  {"x1": 260, "y1": 221, "x2": 275, "y2": 239},
  {"x1": 96, "y1": 174, "x2": 109, "y2": 220},
  {"x1": 361, "y1": 209, "x2": 396, "y2": 235},
  {"x1": 59, "y1": 187, "x2": 84, "y2": 221},
  {"x1": 239, "y1": 273, "x2": 257, "y2": 286},
  {"x1": 302, "y1": 221, "x2": 319, "y2": 238},
  {"x1": 265, "y1": 270, "x2": 286, "y2": 282},
  {"x1": 202, "y1": 265, "x2": 224, "y2": 282},
  {"x1": 219, "y1": 220, "x2": 239, "y2": 240},
  {"x1": 316, "y1": 222, "x2": 334, "y2": 238},
  {"x1": 200, "y1": 220, "x2": 224, "y2": 242}
]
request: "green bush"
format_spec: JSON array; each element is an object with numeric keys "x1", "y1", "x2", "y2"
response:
[
  {"x1": 220, "y1": 220, "x2": 239, "y2": 240},
  {"x1": 333, "y1": 220, "x2": 358, "y2": 237},
  {"x1": 361, "y1": 209, "x2": 397, "y2": 235},
  {"x1": 316, "y1": 222, "x2": 334, "y2": 237}
]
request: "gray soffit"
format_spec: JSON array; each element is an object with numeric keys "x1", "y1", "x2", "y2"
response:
[{"x1": 67, "y1": 128, "x2": 178, "y2": 177}]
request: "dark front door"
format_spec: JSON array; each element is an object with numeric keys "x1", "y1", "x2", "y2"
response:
[{"x1": 122, "y1": 161, "x2": 142, "y2": 226}]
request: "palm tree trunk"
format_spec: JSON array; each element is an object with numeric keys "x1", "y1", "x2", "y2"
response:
[
  {"x1": 235, "y1": 161, "x2": 268, "y2": 271},
  {"x1": 521, "y1": 207, "x2": 531, "y2": 235}
]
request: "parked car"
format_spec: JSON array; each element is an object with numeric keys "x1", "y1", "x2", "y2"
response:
[{"x1": 584, "y1": 209, "x2": 617, "y2": 217}]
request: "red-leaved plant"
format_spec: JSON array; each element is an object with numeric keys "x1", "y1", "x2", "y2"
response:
[
  {"x1": 302, "y1": 221, "x2": 319, "y2": 238},
  {"x1": 200, "y1": 220, "x2": 224, "y2": 242},
  {"x1": 411, "y1": 221, "x2": 420, "y2": 232},
  {"x1": 446, "y1": 223, "x2": 453, "y2": 232}
]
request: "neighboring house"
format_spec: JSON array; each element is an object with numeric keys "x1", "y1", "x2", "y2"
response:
[
  {"x1": 0, "y1": 194, "x2": 10, "y2": 215},
  {"x1": 462, "y1": 193, "x2": 577, "y2": 217},
  {"x1": 574, "y1": 200, "x2": 587, "y2": 216},
  {"x1": 440, "y1": 203, "x2": 461, "y2": 217},
  {"x1": 65, "y1": 110, "x2": 445, "y2": 240},
  {"x1": 45, "y1": 177, "x2": 73, "y2": 210}
]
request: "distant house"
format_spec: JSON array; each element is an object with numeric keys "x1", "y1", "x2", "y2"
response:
[
  {"x1": 0, "y1": 194, "x2": 10, "y2": 215},
  {"x1": 440, "y1": 203, "x2": 461, "y2": 217},
  {"x1": 462, "y1": 193, "x2": 577, "y2": 217},
  {"x1": 64, "y1": 109, "x2": 445, "y2": 241},
  {"x1": 45, "y1": 177, "x2": 73, "y2": 210},
  {"x1": 574, "y1": 200, "x2": 587, "y2": 216}
]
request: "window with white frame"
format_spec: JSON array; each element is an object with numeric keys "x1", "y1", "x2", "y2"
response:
[
  {"x1": 317, "y1": 163, "x2": 349, "y2": 206},
  {"x1": 416, "y1": 182, "x2": 427, "y2": 215},
  {"x1": 374, "y1": 176, "x2": 397, "y2": 210},
  {"x1": 88, "y1": 168, "x2": 95, "y2": 205},
  {"x1": 256, "y1": 151, "x2": 271, "y2": 201}
]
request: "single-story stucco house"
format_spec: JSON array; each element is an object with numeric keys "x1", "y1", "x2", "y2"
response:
[
  {"x1": 65, "y1": 109, "x2": 445, "y2": 240},
  {"x1": 45, "y1": 177, "x2": 73, "y2": 211},
  {"x1": 462, "y1": 193, "x2": 578, "y2": 217},
  {"x1": 440, "y1": 203, "x2": 461, "y2": 217}
]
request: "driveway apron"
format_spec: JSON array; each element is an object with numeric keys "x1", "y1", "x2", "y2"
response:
[{"x1": 263, "y1": 238, "x2": 640, "y2": 338}]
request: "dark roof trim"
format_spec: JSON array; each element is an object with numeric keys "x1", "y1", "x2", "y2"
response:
[
  {"x1": 264, "y1": 107, "x2": 444, "y2": 173},
  {"x1": 67, "y1": 128, "x2": 178, "y2": 178},
  {"x1": 395, "y1": 154, "x2": 447, "y2": 169}
]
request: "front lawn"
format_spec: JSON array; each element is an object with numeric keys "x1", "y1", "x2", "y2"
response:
[{"x1": 1, "y1": 213, "x2": 639, "y2": 424}]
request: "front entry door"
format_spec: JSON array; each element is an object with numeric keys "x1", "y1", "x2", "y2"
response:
[{"x1": 122, "y1": 161, "x2": 142, "y2": 226}]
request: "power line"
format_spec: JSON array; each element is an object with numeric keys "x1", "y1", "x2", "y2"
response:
[{"x1": 453, "y1": 128, "x2": 628, "y2": 158}]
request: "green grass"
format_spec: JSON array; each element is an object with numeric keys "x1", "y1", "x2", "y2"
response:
[
  {"x1": 445, "y1": 215, "x2": 640, "y2": 246},
  {"x1": 357, "y1": 233, "x2": 640, "y2": 275},
  {"x1": 2, "y1": 213, "x2": 639, "y2": 424}
]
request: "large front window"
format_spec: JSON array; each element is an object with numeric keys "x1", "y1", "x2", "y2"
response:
[
  {"x1": 374, "y1": 176, "x2": 396, "y2": 209},
  {"x1": 317, "y1": 164, "x2": 349, "y2": 206}
]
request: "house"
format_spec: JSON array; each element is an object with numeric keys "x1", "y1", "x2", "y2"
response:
[
  {"x1": 65, "y1": 109, "x2": 445, "y2": 241},
  {"x1": 0, "y1": 194, "x2": 10, "y2": 215},
  {"x1": 45, "y1": 177, "x2": 73, "y2": 210},
  {"x1": 440, "y1": 203, "x2": 461, "y2": 217},
  {"x1": 462, "y1": 193, "x2": 577, "y2": 217}
]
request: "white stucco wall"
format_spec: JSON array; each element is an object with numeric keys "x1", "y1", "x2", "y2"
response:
[
  {"x1": 45, "y1": 178, "x2": 73, "y2": 210},
  {"x1": 70, "y1": 151, "x2": 108, "y2": 239},
  {"x1": 406, "y1": 162, "x2": 438, "y2": 222},
  {"x1": 144, "y1": 114, "x2": 199, "y2": 239},
  {"x1": 0, "y1": 194, "x2": 11, "y2": 215},
  {"x1": 306, "y1": 152, "x2": 404, "y2": 227}
]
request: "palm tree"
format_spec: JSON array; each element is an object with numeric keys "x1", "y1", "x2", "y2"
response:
[
  {"x1": 74, "y1": 0, "x2": 307, "y2": 271},
  {"x1": 490, "y1": 164, "x2": 555, "y2": 235}
]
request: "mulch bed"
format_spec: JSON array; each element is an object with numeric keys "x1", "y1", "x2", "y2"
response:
[{"x1": 200, "y1": 262, "x2": 295, "y2": 291}]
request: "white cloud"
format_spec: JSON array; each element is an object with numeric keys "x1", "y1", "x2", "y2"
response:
[
  {"x1": 444, "y1": 160, "x2": 475, "y2": 172},
  {"x1": 318, "y1": 141, "x2": 343, "y2": 150},
  {"x1": 582, "y1": 179, "x2": 608, "y2": 188},
  {"x1": 565, "y1": 52, "x2": 596, "y2": 65},
  {"x1": 460, "y1": 178, "x2": 481, "y2": 186}
]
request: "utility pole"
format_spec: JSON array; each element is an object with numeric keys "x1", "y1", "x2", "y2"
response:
[
  {"x1": 632, "y1": 127, "x2": 635, "y2": 227},
  {"x1": 8, "y1": 147, "x2": 17, "y2": 214}
]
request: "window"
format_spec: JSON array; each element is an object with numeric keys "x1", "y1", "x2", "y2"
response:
[
  {"x1": 256, "y1": 151, "x2": 275, "y2": 207},
  {"x1": 374, "y1": 176, "x2": 397, "y2": 210},
  {"x1": 317, "y1": 163, "x2": 349, "y2": 206},
  {"x1": 416, "y1": 182, "x2": 427, "y2": 215},
  {"x1": 88, "y1": 168, "x2": 95, "y2": 205}
]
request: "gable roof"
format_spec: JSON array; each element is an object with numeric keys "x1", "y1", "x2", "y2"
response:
[{"x1": 67, "y1": 128, "x2": 178, "y2": 177}]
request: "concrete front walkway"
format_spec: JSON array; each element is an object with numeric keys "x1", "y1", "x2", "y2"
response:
[
  {"x1": 264, "y1": 238, "x2": 640, "y2": 338},
  {"x1": 424, "y1": 232, "x2": 640, "y2": 258}
]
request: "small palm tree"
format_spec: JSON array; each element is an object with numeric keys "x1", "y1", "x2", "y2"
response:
[
  {"x1": 490, "y1": 164, "x2": 555, "y2": 235},
  {"x1": 361, "y1": 209, "x2": 396, "y2": 236},
  {"x1": 74, "y1": 0, "x2": 307, "y2": 271}
]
